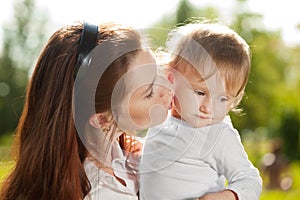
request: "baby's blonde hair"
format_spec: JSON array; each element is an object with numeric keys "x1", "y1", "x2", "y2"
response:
[{"x1": 166, "y1": 21, "x2": 251, "y2": 112}]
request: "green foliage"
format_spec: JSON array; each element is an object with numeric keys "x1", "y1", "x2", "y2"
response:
[
  {"x1": 280, "y1": 111, "x2": 300, "y2": 160},
  {"x1": 176, "y1": 0, "x2": 193, "y2": 25},
  {"x1": 229, "y1": 0, "x2": 300, "y2": 161},
  {"x1": 146, "y1": 0, "x2": 219, "y2": 49},
  {"x1": 0, "y1": 133, "x2": 14, "y2": 162},
  {"x1": 231, "y1": 29, "x2": 288, "y2": 133},
  {"x1": 229, "y1": 0, "x2": 288, "y2": 134},
  {"x1": 0, "y1": 0, "x2": 49, "y2": 135}
]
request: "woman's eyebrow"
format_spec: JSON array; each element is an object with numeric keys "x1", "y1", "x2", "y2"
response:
[{"x1": 142, "y1": 76, "x2": 156, "y2": 95}]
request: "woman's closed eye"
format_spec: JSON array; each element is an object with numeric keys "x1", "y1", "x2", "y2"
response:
[{"x1": 145, "y1": 87, "x2": 154, "y2": 99}]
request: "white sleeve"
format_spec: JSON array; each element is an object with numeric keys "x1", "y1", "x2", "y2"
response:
[{"x1": 205, "y1": 126, "x2": 262, "y2": 200}]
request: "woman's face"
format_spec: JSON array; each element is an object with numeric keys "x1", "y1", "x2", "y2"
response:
[{"x1": 112, "y1": 50, "x2": 173, "y2": 130}]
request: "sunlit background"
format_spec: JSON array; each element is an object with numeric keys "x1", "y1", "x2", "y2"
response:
[
  {"x1": 1, "y1": 0, "x2": 300, "y2": 45},
  {"x1": 0, "y1": 0, "x2": 300, "y2": 199}
]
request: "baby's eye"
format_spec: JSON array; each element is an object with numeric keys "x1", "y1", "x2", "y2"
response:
[
  {"x1": 194, "y1": 90, "x2": 205, "y2": 96},
  {"x1": 219, "y1": 96, "x2": 229, "y2": 102}
]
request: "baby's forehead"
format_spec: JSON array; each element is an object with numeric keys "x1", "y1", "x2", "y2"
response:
[
  {"x1": 177, "y1": 64, "x2": 239, "y2": 95},
  {"x1": 175, "y1": 62, "x2": 211, "y2": 81}
]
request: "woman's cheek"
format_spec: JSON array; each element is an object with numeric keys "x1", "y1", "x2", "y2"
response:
[
  {"x1": 132, "y1": 97, "x2": 168, "y2": 128},
  {"x1": 147, "y1": 103, "x2": 168, "y2": 125}
]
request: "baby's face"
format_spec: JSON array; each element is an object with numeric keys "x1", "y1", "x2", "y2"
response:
[{"x1": 171, "y1": 67, "x2": 235, "y2": 128}]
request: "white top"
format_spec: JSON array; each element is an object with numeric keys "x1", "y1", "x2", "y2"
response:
[
  {"x1": 84, "y1": 141, "x2": 138, "y2": 200},
  {"x1": 139, "y1": 115, "x2": 262, "y2": 200}
]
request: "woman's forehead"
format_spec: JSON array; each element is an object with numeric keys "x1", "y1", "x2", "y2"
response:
[
  {"x1": 129, "y1": 50, "x2": 157, "y2": 68},
  {"x1": 124, "y1": 50, "x2": 158, "y2": 92}
]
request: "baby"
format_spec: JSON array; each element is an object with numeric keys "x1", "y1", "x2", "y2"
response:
[{"x1": 139, "y1": 22, "x2": 262, "y2": 200}]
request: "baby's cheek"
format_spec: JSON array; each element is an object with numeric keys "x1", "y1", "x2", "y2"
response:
[{"x1": 214, "y1": 105, "x2": 228, "y2": 118}]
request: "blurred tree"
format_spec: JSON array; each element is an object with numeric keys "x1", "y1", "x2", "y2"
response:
[
  {"x1": 146, "y1": 0, "x2": 219, "y2": 49},
  {"x1": 230, "y1": 0, "x2": 300, "y2": 160},
  {"x1": 229, "y1": 0, "x2": 287, "y2": 133},
  {"x1": 176, "y1": 0, "x2": 193, "y2": 25},
  {"x1": 278, "y1": 40, "x2": 300, "y2": 160},
  {"x1": 0, "y1": 0, "x2": 49, "y2": 135},
  {"x1": 280, "y1": 110, "x2": 300, "y2": 160}
]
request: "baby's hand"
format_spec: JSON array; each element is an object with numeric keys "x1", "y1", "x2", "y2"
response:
[
  {"x1": 119, "y1": 134, "x2": 143, "y2": 171},
  {"x1": 198, "y1": 190, "x2": 238, "y2": 200},
  {"x1": 122, "y1": 134, "x2": 143, "y2": 156}
]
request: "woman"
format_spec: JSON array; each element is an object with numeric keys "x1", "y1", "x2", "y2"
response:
[{"x1": 0, "y1": 22, "x2": 172, "y2": 200}]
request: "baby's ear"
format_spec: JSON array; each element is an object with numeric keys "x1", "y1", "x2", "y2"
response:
[{"x1": 89, "y1": 113, "x2": 109, "y2": 129}]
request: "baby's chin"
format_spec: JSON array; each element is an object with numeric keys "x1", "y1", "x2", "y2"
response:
[
  {"x1": 191, "y1": 122, "x2": 212, "y2": 128},
  {"x1": 183, "y1": 116, "x2": 213, "y2": 128}
]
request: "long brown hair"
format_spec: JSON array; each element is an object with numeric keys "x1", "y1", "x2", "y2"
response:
[{"x1": 0, "y1": 22, "x2": 142, "y2": 200}]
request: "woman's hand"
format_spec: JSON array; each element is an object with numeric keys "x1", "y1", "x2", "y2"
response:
[{"x1": 198, "y1": 190, "x2": 238, "y2": 200}]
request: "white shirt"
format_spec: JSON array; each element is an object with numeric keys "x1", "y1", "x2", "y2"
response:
[
  {"x1": 84, "y1": 141, "x2": 138, "y2": 200},
  {"x1": 139, "y1": 115, "x2": 262, "y2": 200}
]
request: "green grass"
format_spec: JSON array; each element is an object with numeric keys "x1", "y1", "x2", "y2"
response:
[
  {"x1": 261, "y1": 190, "x2": 300, "y2": 200},
  {"x1": 0, "y1": 161, "x2": 14, "y2": 186},
  {"x1": 0, "y1": 133, "x2": 15, "y2": 188},
  {"x1": 260, "y1": 162, "x2": 300, "y2": 200}
]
